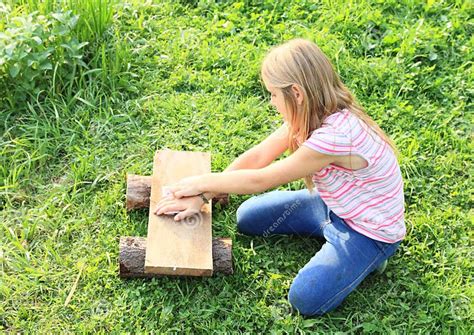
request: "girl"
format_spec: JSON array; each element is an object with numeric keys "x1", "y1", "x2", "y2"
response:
[{"x1": 154, "y1": 39, "x2": 405, "y2": 316}]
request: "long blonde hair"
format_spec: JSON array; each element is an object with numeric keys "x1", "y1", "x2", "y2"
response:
[{"x1": 261, "y1": 38, "x2": 399, "y2": 192}]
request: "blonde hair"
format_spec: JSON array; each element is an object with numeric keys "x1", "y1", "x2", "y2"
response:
[{"x1": 261, "y1": 38, "x2": 399, "y2": 192}]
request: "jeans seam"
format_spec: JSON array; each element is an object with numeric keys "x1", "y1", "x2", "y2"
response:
[
  {"x1": 312, "y1": 251, "x2": 386, "y2": 315},
  {"x1": 314, "y1": 206, "x2": 331, "y2": 235}
]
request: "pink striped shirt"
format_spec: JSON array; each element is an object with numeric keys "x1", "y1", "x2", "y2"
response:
[{"x1": 302, "y1": 109, "x2": 406, "y2": 243}]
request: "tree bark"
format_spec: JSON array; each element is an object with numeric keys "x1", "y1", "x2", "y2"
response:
[
  {"x1": 126, "y1": 174, "x2": 152, "y2": 211},
  {"x1": 119, "y1": 236, "x2": 233, "y2": 278},
  {"x1": 126, "y1": 173, "x2": 229, "y2": 211}
]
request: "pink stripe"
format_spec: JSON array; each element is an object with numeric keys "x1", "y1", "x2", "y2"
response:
[
  {"x1": 358, "y1": 175, "x2": 385, "y2": 184},
  {"x1": 320, "y1": 169, "x2": 344, "y2": 186},
  {"x1": 346, "y1": 187, "x2": 400, "y2": 218},
  {"x1": 371, "y1": 141, "x2": 387, "y2": 165},
  {"x1": 367, "y1": 155, "x2": 396, "y2": 177},
  {"x1": 340, "y1": 184, "x2": 402, "y2": 219},
  {"x1": 345, "y1": 181, "x2": 403, "y2": 219},
  {"x1": 334, "y1": 190, "x2": 390, "y2": 215},
  {"x1": 331, "y1": 180, "x2": 354, "y2": 198},
  {"x1": 353, "y1": 127, "x2": 369, "y2": 147},
  {"x1": 318, "y1": 168, "x2": 332, "y2": 178},
  {"x1": 335, "y1": 111, "x2": 350, "y2": 125},
  {"x1": 381, "y1": 206, "x2": 405, "y2": 227},
  {"x1": 375, "y1": 211, "x2": 405, "y2": 229},
  {"x1": 305, "y1": 142, "x2": 348, "y2": 154},
  {"x1": 344, "y1": 220, "x2": 401, "y2": 243},
  {"x1": 309, "y1": 137, "x2": 352, "y2": 149},
  {"x1": 328, "y1": 110, "x2": 346, "y2": 126},
  {"x1": 321, "y1": 164, "x2": 399, "y2": 207},
  {"x1": 351, "y1": 128, "x2": 364, "y2": 144},
  {"x1": 330, "y1": 113, "x2": 342, "y2": 124},
  {"x1": 331, "y1": 180, "x2": 401, "y2": 216},
  {"x1": 355, "y1": 161, "x2": 398, "y2": 189},
  {"x1": 355, "y1": 209, "x2": 404, "y2": 230}
]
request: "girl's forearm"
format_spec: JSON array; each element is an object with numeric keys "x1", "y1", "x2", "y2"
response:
[
  {"x1": 202, "y1": 170, "x2": 264, "y2": 196},
  {"x1": 224, "y1": 149, "x2": 265, "y2": 171},
  {"x1": 203, "y1": 150, "x2": 265, "y2": 199}
]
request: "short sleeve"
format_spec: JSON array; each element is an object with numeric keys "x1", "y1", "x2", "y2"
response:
[{"x1": 302, "y1": 126, "x2": 353, "y2": 155}]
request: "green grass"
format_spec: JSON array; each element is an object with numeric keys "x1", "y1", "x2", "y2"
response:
[{"x1": 1, "y1": 0, "x2": 473, "y2": 333}]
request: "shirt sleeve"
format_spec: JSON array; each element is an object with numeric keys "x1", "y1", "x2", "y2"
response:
[{"x1": 302, "y1": 125, "x2": 354, "y2": 156}]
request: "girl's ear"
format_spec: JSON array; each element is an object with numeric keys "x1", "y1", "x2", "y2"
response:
[{"x1": 291, "y1": 84, "x2": 304, "y2": 105}]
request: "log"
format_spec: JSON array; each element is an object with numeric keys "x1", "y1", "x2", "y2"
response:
[
  {"x1": 126, "y1": 173, "x2": 229, "y2": 211},
  {"x1": 119, "y1": 236, "x2": 233, "y2": 278},
  {"x1": 126, "y1": 174, "x2": 152, "y2": 211}
]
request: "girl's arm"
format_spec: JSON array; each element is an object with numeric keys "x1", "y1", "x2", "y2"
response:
[
  {"x1": 169, "y1": 146, "x2": 335, "y2": 198},
  {"x1": 202, "y1": 123, "x2": 289, "y2": 200},
  {"x1": 155, "y1": 124, "x2": 290, "y2": 217}
]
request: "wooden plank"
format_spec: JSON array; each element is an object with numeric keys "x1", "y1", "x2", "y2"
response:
[{"x1": 144, "y1": 149, "x2": 213, "y2": 276}]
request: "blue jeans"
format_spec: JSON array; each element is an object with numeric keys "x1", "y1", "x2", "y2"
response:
[{"x1": 236, "y1": 189, "x2": 401, "y2": 316}]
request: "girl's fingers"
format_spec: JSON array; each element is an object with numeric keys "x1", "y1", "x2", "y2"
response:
[
  {"x1": 174, "y1": 209, "x2": 196, "y2": 221},
  {"x1": 166, "y1": 183, "x2": 199, "y2": 198},
  {"x1": 167, "y1": 186, "x2": 193, "y2": 198},
  {"x1": 155, "y1": 199, "x2": 174, "y2": 213},
  {"x1": 173, "y1": 191, "x2": 184, "y2": 198},
  {"x1": 156, "y1": 204, "x2": 185, "y2": 215},
  {"x1": 166, "y1": 185, "x2": 179, "y2": 194},
  {"x1": 156, "y1": 206, "x2": 183, "y2": 215},
  {"x1": 174, "y1": 189, "x2": 197, "y2": 198},
  {"x1": 157, "y1": 197, "x2": 174, "y2": 207}
]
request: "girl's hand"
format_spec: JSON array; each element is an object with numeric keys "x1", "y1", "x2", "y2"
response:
[
  {"x1": 154, "y1": 194, "x2": 204, "y2": 221},
  {"x1": 166, "y1": 175, "x2": 204, "y2": 198}
]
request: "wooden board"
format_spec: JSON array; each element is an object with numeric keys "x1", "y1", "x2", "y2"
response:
[{"x1": 144, "y1": 149, "x2": 213, "y2": 276}]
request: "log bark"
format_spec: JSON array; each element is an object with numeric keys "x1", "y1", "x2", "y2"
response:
[
  {"x1": 126, "y1": 174, "x2": 152, "y2": 211},
  {"x1": 126, "y1": 173, "x2": 229, "y2": 211},
  {"x1": 119, "y1": 236, "x2": 233, "y2": 278}
]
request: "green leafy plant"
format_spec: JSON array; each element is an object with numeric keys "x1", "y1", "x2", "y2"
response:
[{"x1": 0, "y1": 4, "x2": 88, "y2": 109}]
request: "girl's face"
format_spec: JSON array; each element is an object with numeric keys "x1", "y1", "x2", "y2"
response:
[{"x1": 266, "y1": 85, "x2": 289, "y2": 122}]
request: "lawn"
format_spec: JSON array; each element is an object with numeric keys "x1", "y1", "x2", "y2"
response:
[{"x1": 1, "y1": 0, "x2": 472, "y2": 333}]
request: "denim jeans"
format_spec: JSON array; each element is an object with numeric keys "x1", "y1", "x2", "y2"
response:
[{"x1": 236, "y1": 189, "x2": 401, "y2": 316}]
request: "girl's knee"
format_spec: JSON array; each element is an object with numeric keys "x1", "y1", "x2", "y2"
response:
[
  {"x1": 236, "y1": 198, "x2": 258, "y2": 235},
  {"x1": 288, "y1": 276, "x2": 337, "y2": 316}
]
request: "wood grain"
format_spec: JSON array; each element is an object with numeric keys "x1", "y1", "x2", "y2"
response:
[{"x1": 144, "y1": 149, "x2": 213, "y2": 276}]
